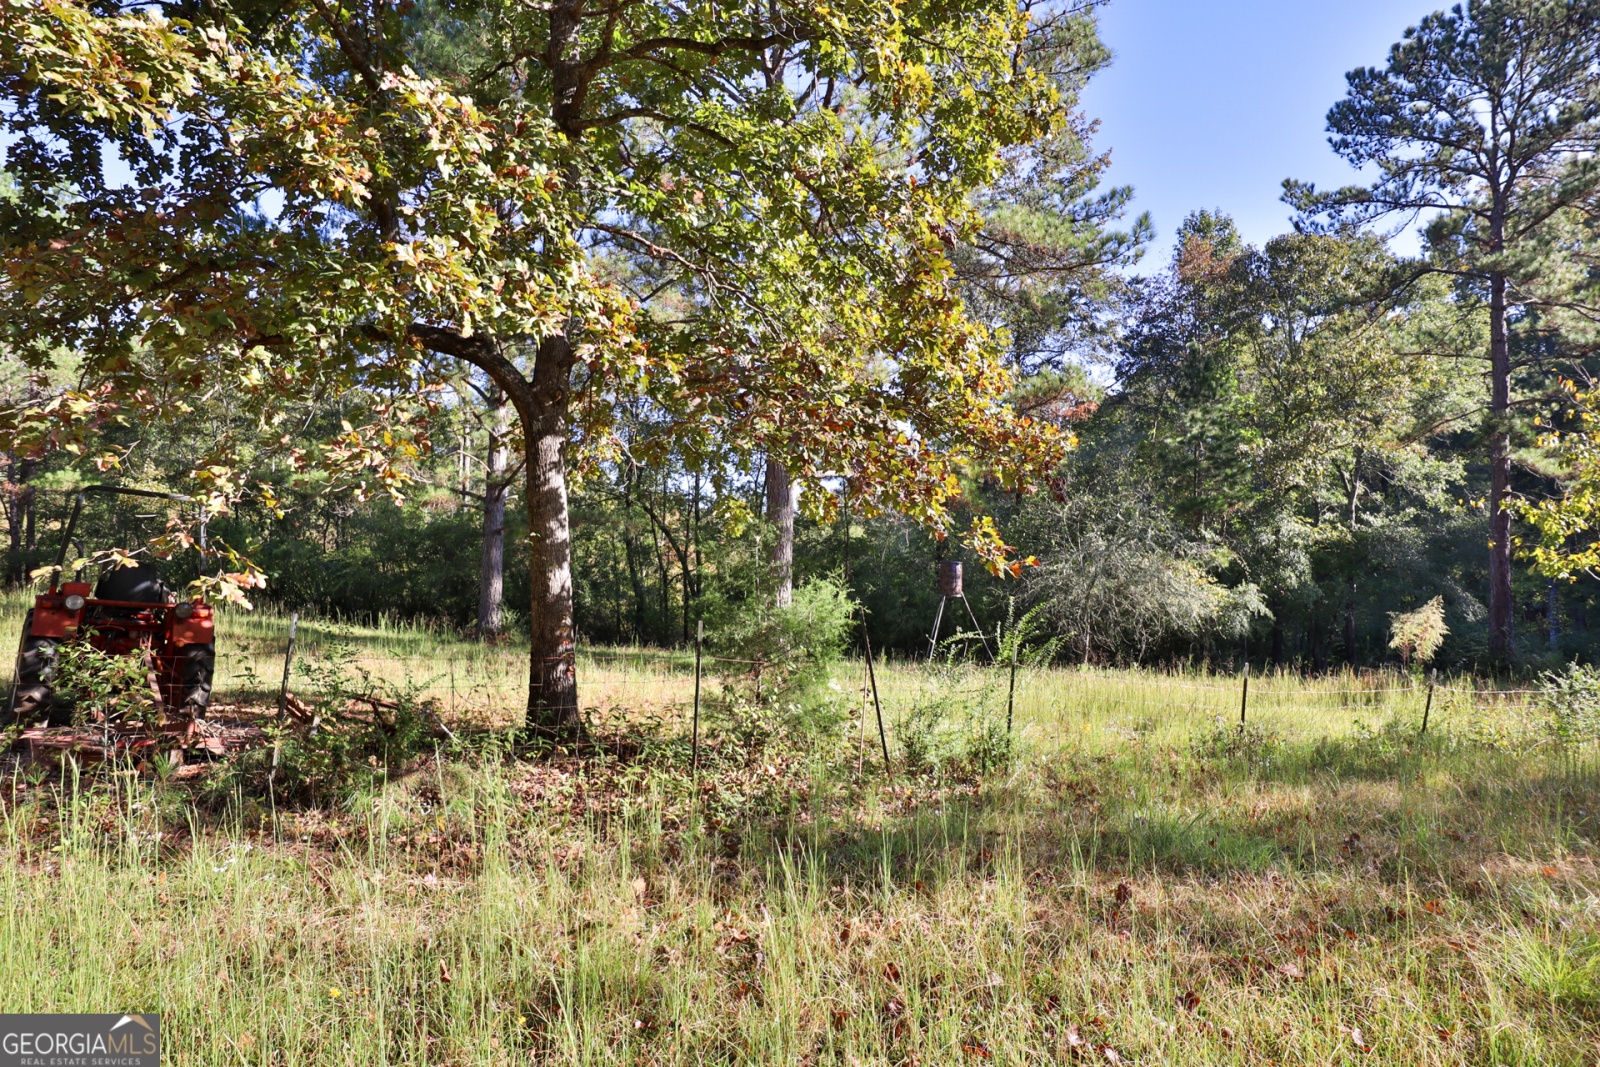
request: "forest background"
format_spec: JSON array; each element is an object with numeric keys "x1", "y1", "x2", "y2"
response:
[{"x1": 5, "y1": 0, "x2": 1600, "y2": 679}]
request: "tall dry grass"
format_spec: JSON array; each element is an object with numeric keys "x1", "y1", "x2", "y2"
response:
[{"x1": 0, "y1": 592, "x2": 1595, "y2": 1064}]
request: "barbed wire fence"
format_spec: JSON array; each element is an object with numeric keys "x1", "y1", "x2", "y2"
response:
[{"x1": 199, "y1": 606, "x2": 1558, "y2": 774}]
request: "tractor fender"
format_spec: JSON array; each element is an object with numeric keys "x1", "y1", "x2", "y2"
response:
[
  {"x1": 170, "y1": 611, "x2": 215, "y2": 647},
  {"x1": 27, "y1": 599, "x2": 83, "y2": 640},
  {"x1": 27, "y1": 582, "x2": 90, "y2": 640}
]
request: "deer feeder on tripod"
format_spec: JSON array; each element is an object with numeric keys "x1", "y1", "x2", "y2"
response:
[{"x1": 926, "y1": 561, "x2": 992, "y2": 663}]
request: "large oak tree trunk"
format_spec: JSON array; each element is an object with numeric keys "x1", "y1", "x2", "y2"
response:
[
  {"x1": 765, "y1": 455, "x2": 795, "y2": 608},
  {"x1": 477, "y1": 384, "x2": 511, "y2": 637},
  {"x1": 1487, "y1": 270, "x2": 1515, "y2": 660},
  {"x1": 521, "y1": 333, "x2": 583, "y2": 738}
]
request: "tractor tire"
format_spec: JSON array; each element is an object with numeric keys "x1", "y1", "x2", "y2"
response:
[
  {"x1": 178, "y1": 643, "x2": 215, "y2": 715},
  {"x1": 8, "y1": 611, "x2": 68, "y2": 727}
]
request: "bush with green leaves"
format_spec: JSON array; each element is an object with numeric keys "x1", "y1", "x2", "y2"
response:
[
  {"x1": 1537, "y1": 661, "x2": 1600, "y2": 746},
  {"x1": 700, "y1": 559, "x2": 856, "y2": 702},
  {"x1": 52, "y1": 639, "x2": 161, "y2": 731},
  {"x1": 896, "y1": 667, "x2": 1017, "y2": 777},
  {"x1": 229, "y1": 638, "x2": 441, "y2": 805}
]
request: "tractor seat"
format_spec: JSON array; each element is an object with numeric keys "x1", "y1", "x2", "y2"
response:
[{"x1": 95, "y1": 564, "x2": 171, "y2": 604}]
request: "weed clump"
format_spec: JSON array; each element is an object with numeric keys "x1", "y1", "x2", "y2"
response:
[
  {"x1": 898, "y1": 667, "x2": 1017, "y2": 777},
  {"x1": 1537, "y1": 661, "x2": 1600, "y2": 745},
  {"x1": 1190, "y1": 716, "x2": 1279, "y2": 766},
  {"x1": 222, "y1": 638, "x2": 443, "y2": 805}
]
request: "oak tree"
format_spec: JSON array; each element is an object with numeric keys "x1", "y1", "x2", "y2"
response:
[{"x1": 2, "y1": 0, "x2": 1068, "y2": 735}]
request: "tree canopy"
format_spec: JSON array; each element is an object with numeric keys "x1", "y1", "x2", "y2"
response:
[{"x1": 1, "y1": 0, "x2": 1115, "y2": 731}]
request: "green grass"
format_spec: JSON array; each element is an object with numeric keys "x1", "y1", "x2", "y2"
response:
[{"x1": 1, "y1": 591, "x2": 1597, "y2": 1064}]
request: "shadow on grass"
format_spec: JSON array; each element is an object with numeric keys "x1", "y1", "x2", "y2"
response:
[
  {"x1": 748, "y1": 732, "x2": 1600, "y2": 899},
  {"x1": 13, "y1": 712, "x2": 1600, "y2": 910}
]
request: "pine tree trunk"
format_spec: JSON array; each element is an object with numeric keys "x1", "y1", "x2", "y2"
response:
[
  {"x1": 1487, "y1": 270, "x2": 1515, "y2": 660},
  {"x1": 765, "y1": 455, "x2": 796, "y2": 608},
  {"x1": 522, "y1": 333, "x2": 583, "y2": 739},
  {"x1": 477, "y1": 384, "x2": 511, "y2": 638},
  {"x1": 1343, "y1": 453, "x2": 1361, "y2": 668}
]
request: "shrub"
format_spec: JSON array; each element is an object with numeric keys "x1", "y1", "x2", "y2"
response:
[
  {"x1": 1389, "y1": 596, "x2": 1449, "y2": 666},
  {"x1": 53, "y1": 640, "x2": 162, "y2": 732},
  {"x1": 223, "y1": 638, "x2": 441, "y2": 805},
  {"x1": 896, "y1": 668, "x2": 1017, "y2": 777},
  {"x1": 1191, "y1": 717, "x2": 1279, "y2": 766},
  {"x1": 702, "y1": 571, "x2": 857, "y2": 706},
  {"x1": 1537, "y1": 661, "x2": 1600, "y2": 745}
]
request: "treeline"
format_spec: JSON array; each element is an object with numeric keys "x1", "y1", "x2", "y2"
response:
[{"x1": 5, "y1": 0, "x2": 1600, "y2": 675}]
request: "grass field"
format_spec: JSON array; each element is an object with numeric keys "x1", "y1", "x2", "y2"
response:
[{"x1": 1, "y1": 593, "x2": 1598, "y2": 1065}]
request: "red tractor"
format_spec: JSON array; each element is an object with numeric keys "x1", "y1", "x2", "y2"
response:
[{"x1": 6, "y1": 486, "x2": 215, "y2": 733}]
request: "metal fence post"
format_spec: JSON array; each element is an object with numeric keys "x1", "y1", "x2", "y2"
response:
[
  {"x1": 692, "y1": 619, "x2": 703, "y2": 776},
  {"x1": 1238, "y1": 661, "x2": 1250, "y2": 731},
  {"x1": 1420, "y1": 667, "x2": 1436, "y2": 736},
  {"x1": 270, "y1": 612, "x2": 299, "y2": 781},
  {"x1": 1006, "y1": 635, "x2": 1018, "y2": 734}
]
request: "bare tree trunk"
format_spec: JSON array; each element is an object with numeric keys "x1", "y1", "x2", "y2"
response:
[
  {"x1": 1343, "y1": 452, "x2": 1361, "y2": 668},
  {"x1": 1487, "y1": 269, "x2": 1515, "y2": 660},
  {"x1": 681, "y1": 480, "x2": 692, "y2": 644},
  {"x1": 4, "y1": 453, "x2": 36, "y2": 584},
  {"x1": 4, "y1": 452, "x2": 20, "y2": 582},
  {"x1": 765, "y1": 455, "x2": 796, "y2": 608},
  {"x1": 477, "y1": 384, "x2": 511, "y2": 637},
  {"x1": 624, "y1": 523, "x2": 646, "y2": 642}
]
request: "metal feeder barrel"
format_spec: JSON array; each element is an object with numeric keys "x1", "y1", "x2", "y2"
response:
[{"x1": 938, "y1": 560, "x2": 963, "y2": 598}]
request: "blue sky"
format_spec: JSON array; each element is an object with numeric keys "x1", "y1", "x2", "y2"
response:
[{"x1": 1079, "y1": 0, "x2": 1433, "y2": 267}]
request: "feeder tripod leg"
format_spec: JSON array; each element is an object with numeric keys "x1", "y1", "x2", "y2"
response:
[
  {"x1": 926, "y1": 596, "x2": 947, "y2": 663},
  {"x1": 960, "y1": 594, "x2": 993, "y2": 662},
  {"x1": 863, "y1": 614, "x2": 890, "y2": 775}
]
